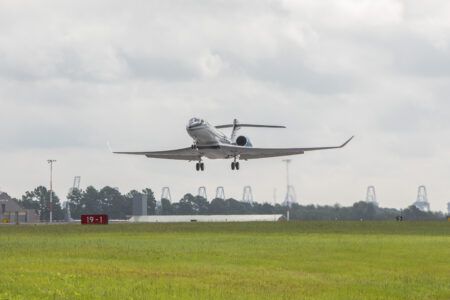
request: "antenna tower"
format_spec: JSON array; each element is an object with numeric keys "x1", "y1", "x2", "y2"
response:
[
  {"x1": 365, "y1": 186, "x2": 378, "y2": 206},
  {"x1": 215, "y1": 186, "x2": 226, "y2": 200},
  {"x1": 243, "y1": 186, "x2": 254, "y2": 204},
  {"x1": 282, "y1": 159, "x2": 297, "y2": 207},
  {"x1": 413, "y1": 185, "x2": 430, "y2": 212}
]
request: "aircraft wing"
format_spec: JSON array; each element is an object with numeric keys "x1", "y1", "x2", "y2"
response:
[
  {"x1": 113, "y1": 147, "x2": 201, "y2": 161},
  {"x1": 221, "y1": 136, "x2": 354, "y2": 160}
]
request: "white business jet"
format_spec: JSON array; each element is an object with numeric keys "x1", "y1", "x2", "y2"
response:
[{"x1": 114, "y1": 118, "x2": 353, "y2": 171}]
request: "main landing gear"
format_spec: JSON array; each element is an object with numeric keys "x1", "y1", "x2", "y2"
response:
[
  {"x1": 231, "y1": 157, "x2": 240, "y2": 171},
  {"x1": 195, "y1": 162, "x2": 205, "y2": 171}
]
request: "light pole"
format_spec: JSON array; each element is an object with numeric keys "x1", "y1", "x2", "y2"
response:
[
  {"x1": 283, "y1": 159, "x2": 291, "y2": 221},
  {"x1": 282, "y1": 159, "x2": 297, "y2": 221},
  {"x1": 47, "y1": 159, "x2": 56, "y2": 223},
  {"x1": 283, "y1": 159, "x2": 291, "y2": 191}
]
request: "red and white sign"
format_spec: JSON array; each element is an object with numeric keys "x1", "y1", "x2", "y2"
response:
[{"x1": 81, "y1": 214, "x2": 108, "y2": 225}]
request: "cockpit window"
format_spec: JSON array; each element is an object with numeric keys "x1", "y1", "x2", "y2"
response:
[{"x1": 188, "y1": 118, "x2": 204, "y2": 127}]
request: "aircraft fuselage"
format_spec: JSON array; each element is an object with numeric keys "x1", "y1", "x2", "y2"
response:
[{"x1": 186, "y1": 118, "x2": 233, "y2": 159}]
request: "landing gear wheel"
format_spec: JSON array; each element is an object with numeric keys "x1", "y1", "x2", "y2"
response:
[
  {"x1": 200, "y1": 163, "x2": 205, "y2": 171},
  {"x1": 235, "y1": 162, "x2": 240, "y2": 170},
  {"x1": 231, "y1": 162, "x2": 235, "y2": 170},
  {"x1": 196, "y1": 163, "x2": 200, "y2": 171}
]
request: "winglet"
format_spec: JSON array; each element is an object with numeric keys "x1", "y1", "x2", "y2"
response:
[
  {"x1": 340, "y1": 136, "x2": 354, "y2": 148},
  {"x1": 107, "y1": 141, "x2": 113, "y2": 153}
]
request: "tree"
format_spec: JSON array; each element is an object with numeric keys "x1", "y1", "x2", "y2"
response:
[
  {"x1": 20, "y1": 186, "x2": 63, "y2": 221},
  {"x1": 402, "y1": 205, "x2": 443, "y2": 220},
  {"x1": 82, "y1": 186, "x2": 101, "y2": 214},
  {"x1": 142, "y1": 188, "x2": 157, "y2": 215},
  {"x1": 67, "y1": 188, "x2": 83, "y2": 218},
  {"x1": 209, "y1": 198, "x2": 227, "y2": 214},
  {"x1": 191, "y1": 195, "x2": 209, "y2": 214},
  {"x1": 225, "y1": 198, "x2": 250, "y2": 214},
  {"x1": 177, "y1": 194, "x2": 196, "y2": 214},
  {"x1": 103, "y1": 186, "x2": 130, "y2": 219},
  {"x1": 351, "y1": 201, "x2": 376, "y2": 220},
  {"x1": 161, "y1": 198, "x2": 173, "y2": 215},
  {"x1": 19, "y1": 192, "x2": 40, "y2": 211},
  {"x1": 258, "y1": 203, "x2": 275, "y2": 214}
]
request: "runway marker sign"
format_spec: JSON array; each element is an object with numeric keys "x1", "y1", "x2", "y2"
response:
[{"x1": 81, "y1": 214, "x2": 108, "y2": 225}]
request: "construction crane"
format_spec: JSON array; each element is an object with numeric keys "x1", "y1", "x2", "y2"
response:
[
  {"x1": 65, "y1": 176, "x2": 80, "y2": 222},
  {"x1": 365, "y1": 186, "x2": 378, "y2": 207},
  {"x1": 197, "y1": 186, "x2": 207, "y2": 200},
  {"x1": 242, "y1": 186, "x2": 254, "y2": 204},
  {"x1": 413, "y1": 185, "x2": 430, "y2": 212},
  {"x1": 158, "y1": 187, "x2": 172, "y2": 214},
  {"x1": 215, "y1": 186, "x2": 225, "y2": 200},
  {"x1": 282, "y1": 159, "x2": 297, "y2": 207}
]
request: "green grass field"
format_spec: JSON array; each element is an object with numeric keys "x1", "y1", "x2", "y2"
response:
[{"x1": 0, "y1": 221, "x2": 448, "y2": 299}]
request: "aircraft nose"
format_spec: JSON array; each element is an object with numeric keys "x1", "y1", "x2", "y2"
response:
[
  {"x1": 187, "y1": 118, "x2": 203, "y2": 129},
  {"x1": 187, "y1": 121, "x2": 195, "y2": 129}
]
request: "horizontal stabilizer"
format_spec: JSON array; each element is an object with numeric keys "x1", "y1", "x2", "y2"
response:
[{"x1": 216, "y1": 124, "x2": 286, "y2": 129}]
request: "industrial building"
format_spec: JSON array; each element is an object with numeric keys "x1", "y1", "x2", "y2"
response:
[
  {"x1": 0, "y1": 192, "x2": 39, "y2": 224},
  {"x1": 132, "y1": 193, "x2": 148, "y2": 216}
]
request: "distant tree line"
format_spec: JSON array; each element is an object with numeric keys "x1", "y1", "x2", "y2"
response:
[
  {"x1": 14, "y1": 185, "x2": 445, "y2": 221},
  {"x1": 66, "y1": 186, "x2": 156, "y2": 219}
]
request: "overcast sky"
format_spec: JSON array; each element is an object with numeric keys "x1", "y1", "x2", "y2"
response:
[{"x1": 1, "y1": 0, "x2": 449, "y2": 211}]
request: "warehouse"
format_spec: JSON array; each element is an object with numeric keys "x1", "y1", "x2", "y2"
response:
[{"x1": 0, "y1": 192, "x2": 39, "y2": 223}]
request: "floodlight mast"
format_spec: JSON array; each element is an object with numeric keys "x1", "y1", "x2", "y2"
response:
[
  {"x1": 47, "y1": 159, "x2": 56, "y2": 223},
  {"x1": 284, "y1": 159, "x2": 291, "y2": 188}
]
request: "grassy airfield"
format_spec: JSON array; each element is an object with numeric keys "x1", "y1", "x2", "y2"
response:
[{"x1": 0, "y1": 221, "x2": 448, "y2": 299}]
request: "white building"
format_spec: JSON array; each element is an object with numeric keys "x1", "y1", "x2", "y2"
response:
[{"x1": 128, "y1": 214, "x2": 285, "y2": 223}]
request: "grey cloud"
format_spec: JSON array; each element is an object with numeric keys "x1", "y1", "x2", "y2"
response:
[
  {"x1": 0, "y1": 1, "x2": 450, "y2": 211},
  {"x1": 393, "y1": 37, "x2": 450, "y2": 77},
  {"x1": 378, "y1": 102, "x2": 433, "y2": 133},
  {"x1": 242, "y1": 57, "x2": 352, "y2": 94},
  {"x1": 120, "y1": 52, "x2": 199, "y2": 81},
  {"x1": 2, "y1": 124, "x2": 91, "y2": 150}
]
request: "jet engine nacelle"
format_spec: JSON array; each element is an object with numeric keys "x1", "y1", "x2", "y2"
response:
[{"x1": 235, "y1": 136, "x2": 253, "y2": 147}]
